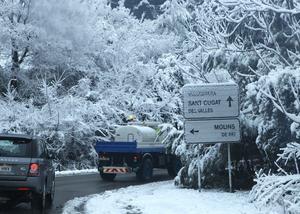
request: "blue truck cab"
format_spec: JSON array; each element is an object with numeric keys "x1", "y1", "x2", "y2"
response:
[{"x1": 94, "y1": 125, "x2": 181, "y2": 181}]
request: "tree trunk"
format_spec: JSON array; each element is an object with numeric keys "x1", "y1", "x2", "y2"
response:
[{"x1": 10, "y1": 50, "x2": 20, "y2": 89}]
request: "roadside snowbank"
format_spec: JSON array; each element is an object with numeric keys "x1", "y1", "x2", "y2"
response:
[
  {"x1": 55, "y1": 169, "x2": 98, "y2": 177},
  {"x1": 63, "y1": 181, "x2": 272, "y2": 214}
]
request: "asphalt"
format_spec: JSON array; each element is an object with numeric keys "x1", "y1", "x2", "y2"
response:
[{"x1": 0, "y1": 169, "x2": 171, "y2": 214}]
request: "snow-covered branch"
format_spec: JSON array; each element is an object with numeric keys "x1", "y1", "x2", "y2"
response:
[
  {"x1": 277, "y1": 142, "x2": 300, "y2": 174},
  {"x1": 250, "y1": 174, "x2": 300, "y2": 213}
]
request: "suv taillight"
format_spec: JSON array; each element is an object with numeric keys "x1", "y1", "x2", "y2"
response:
[{"x1": 29, "y1": 163, "x2": 39, "y2": 176}]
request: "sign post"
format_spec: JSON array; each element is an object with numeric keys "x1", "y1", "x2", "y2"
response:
[
  {"x1": 227, "y1": 143, "x2": 233, "y2": 193},
  {"x1": 197, "y1": 144, "x2": 201, "y2": 192},
  {"x1": 182, "y1": 82, "x2": 240, "y2": 192}
]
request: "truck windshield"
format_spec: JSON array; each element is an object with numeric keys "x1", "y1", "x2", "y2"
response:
[{"x1": 0, "y1": 140, "x2": 31, "y2": 158}]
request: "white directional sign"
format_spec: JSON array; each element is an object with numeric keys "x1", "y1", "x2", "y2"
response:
[
  {"x1": 184, "y1": 119, "x2": 240, "y2": 144},
  {"x1": 182, "y1": 83, "x2": 239, "y2": 119},
  {"x1": 182, "y1": 82, "x2": 240, "y2": 192}
]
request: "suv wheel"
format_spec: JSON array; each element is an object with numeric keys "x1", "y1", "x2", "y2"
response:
[
  {"x1": 46, "y1": 179, "x2": 55, "y2": 208},
  {"x1": 31, "y1": 183, "x2": 46, "y2": 211},
  {"x1": 1, "y1": 200, "x2": 17, "y2": 209}
]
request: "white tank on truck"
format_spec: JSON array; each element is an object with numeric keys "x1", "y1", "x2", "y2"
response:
[{"x1": 114, "y1": 125, "x2": 164, "y2": 149}]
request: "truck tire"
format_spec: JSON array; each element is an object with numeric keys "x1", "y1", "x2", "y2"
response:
[
  {"x1": 136, "y1": 158, "x2": 153, "y2": 182},
  {"x1": 167, "y1": 156, "x2": 182, "y2": 178},
  {"x1": 100, "y1": 172, "x2": 116, "y2": 181},
  {"x1": 167, "y1": 166, "x2": 176, "y2": 177}
]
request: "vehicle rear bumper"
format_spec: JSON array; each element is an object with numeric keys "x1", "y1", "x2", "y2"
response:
[
  {"x1": 0, "y1": 177, "x2": 42, "y2": 194},
  {"x1": 102, "y1": 166, "x2": 132, "y2": 174}
]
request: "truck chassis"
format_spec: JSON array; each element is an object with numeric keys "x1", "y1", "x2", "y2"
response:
[{"x1": 94, "y1": 141, "x2": 181, "y2": 181}]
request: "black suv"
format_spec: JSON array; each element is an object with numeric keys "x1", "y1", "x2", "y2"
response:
[{"x1": 0, "y1": 134, "x2": 55, "y2": 210}]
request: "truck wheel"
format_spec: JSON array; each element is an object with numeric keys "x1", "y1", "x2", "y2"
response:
[
  {"x1": 167, "y1": 166, "x2": 176, "y2": 177},
  {"x1": 136, "y1": 158, "x2": 153, "y2": 182},
  {"x1": 100, "y1": 172, "x2": 116, "y2": 181},
  {"x1": 168, "y1": 156, "x2": 182, "y2": 178}
]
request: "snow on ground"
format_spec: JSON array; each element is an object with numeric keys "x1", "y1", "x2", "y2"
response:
[
  {"x1": 63, "y1": 181, "x2": 272, "y2": 214},
  {"x1": 55, "y1": 169, "x2": 98, "y2": 177}
]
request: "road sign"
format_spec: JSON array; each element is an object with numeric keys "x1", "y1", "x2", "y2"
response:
[
  {"x1": 182, "y1": 83, "x2": 239, "y2": 119},
  {"x1": 184, "y1": 119, "x2": 240, "y2": 144}
]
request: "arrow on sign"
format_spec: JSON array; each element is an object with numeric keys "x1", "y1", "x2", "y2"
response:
[
  {"x1": 227, "y1": 96, "x2": 233, "y2": 107},
  {"x1": 190, "y1": 129, "x2": 199, "y2": 135}
]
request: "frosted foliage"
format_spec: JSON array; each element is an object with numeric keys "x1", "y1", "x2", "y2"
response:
[
  {"x1": 159, "y1": 123, "x2": 184, "y2": 155},
  {"x1": 278, "y1": 143, "x2": 300, "y2": 166},
  {"x1": 158, "y1": 0, "x2": 191, "y2": 34},
  {"x1": 250, "y1": 174, "x2": 300, "y2": 214},
  {"x1": 0, "y1": 0, "x2": 98, "y2": 70},
  {"x1": 250, "y1": 137, "x2": 300, "y2": 213},
  {"x1": 243, "y1": 69, "x2": 300, "y2": 167},
  {"x1": 0, "y1": 1, "x2": 186, "y2": 169},
  {"x1": 0, "y1": 0, "x2": 34, "y2": 50},
  {"x1": 31, "y1": 0, "x2": 96, "y2": 67}
]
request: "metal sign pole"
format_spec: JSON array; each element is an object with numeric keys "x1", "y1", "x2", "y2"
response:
[
  {"x1": 227, "y1": 143, "x2": 232, "y2": 193},
  {"x1": 197, "y1": 144, "x2": 201, "y2": 192}
]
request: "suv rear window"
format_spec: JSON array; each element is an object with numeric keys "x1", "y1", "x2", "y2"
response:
[{"x1": 0, "y1": 140, "x2": 31, "y2": 157}]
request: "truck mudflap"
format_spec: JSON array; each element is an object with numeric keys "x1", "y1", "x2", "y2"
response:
[{"x1": 102, "y1": 167, "x2": 132, "y2": 174}]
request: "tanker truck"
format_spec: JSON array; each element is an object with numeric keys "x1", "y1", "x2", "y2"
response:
[{"x1": 94, "y1": 123, "x2": 181, "y2": 181}]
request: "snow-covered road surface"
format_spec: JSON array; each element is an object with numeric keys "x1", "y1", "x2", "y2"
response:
[{"x1": 63, "y1": 181, "x2": 271, "y2": 214}]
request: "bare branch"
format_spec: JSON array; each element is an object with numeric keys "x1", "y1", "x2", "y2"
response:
[
  {"x1": 259, "y1": 44, "x2": 292, "y2": 66},
  {"x1": 289, "y1": 77, "x2": 300, "y2": 108},
  {"x1": 248, "y1": 66, "x2": 263, "y2": 77},
  {"x1": 250, "y1": 37, "x2": 272, "y2": 73},
  {"x1": 270, "y1": 85, "x2": 300, "y2": 123},
  {"x1": 18, "y1": 46, "x2": 29, "y2": 64},
  {"x1": 183, "y1": 57, "x2": 209, "y2": 83},
  {"x1": 236, "y1": 71, "x2": 256, "y2": 78}
]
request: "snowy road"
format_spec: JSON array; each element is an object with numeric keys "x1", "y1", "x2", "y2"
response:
[{"x1": 0, "y1": 169, "x2": 170, "y2": 214}]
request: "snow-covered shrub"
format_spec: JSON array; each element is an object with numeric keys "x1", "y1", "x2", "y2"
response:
[
  {"x1": 250, "y1": 141, "x2": 300, "y2": 213},
  {"x1": 175, "y1": 143, "x2": 227, "y2": 188},
  {"x1": 244, "y1": 69, "x2": 300, "y2": 170},
  {"x1": 250, "y1": 174, "x2": 300, "y2": 214},
  {"x1": 158, "y1": 123, "x2": 184, "y2": 155},
  {"x1": 250, "y1": 129, "x2": 300, "y2": 214},
  {"x1": 277, "y1": 142, "x2": 300, "y2": 174}
]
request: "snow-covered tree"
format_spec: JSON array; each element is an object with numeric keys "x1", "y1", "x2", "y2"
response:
[
  {"x1": 0, "y1": 1, "x2": 183, "y2": 169},
  {"x1": 158, "y1": 0, "x2": 300, "y2": 193},
  {"x1": 0, "y1": 0, "x2": 33, "y2": 77},
  {"x1": 0, "y1": 0, "x2": 98, "y2": 80}
]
